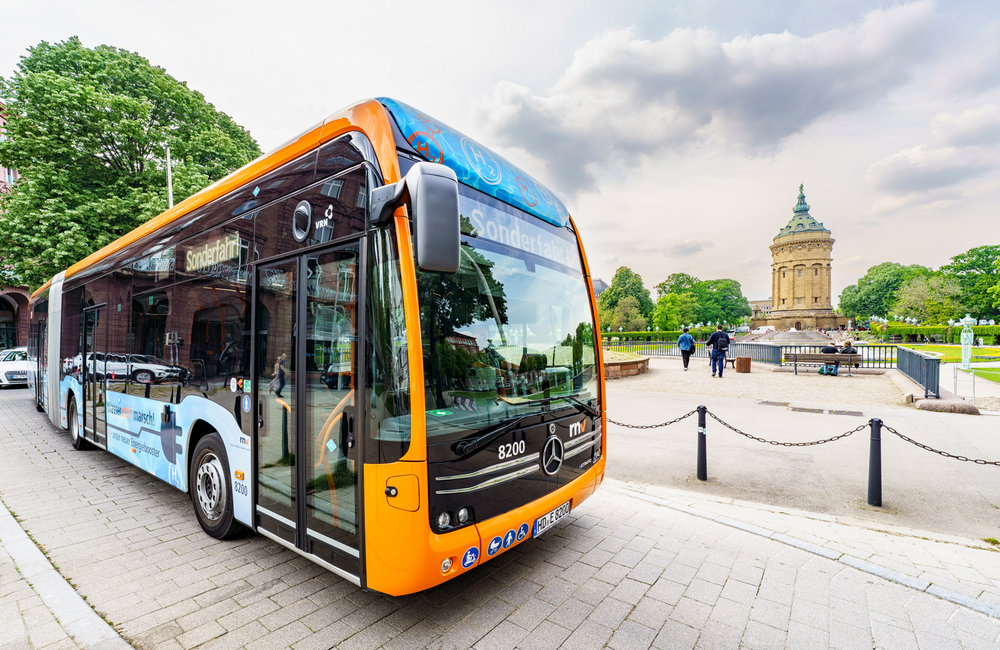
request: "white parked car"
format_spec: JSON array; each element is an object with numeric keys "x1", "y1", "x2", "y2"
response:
[{"x1": 0, "y1": 346, "x2": 28, "y2": 388}]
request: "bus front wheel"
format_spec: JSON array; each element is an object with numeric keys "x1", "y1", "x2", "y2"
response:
[
  {"x1": 68, "y1": 399, "x2": 89, "y2": 451},
  {"x1": 190, "y1": 433, "x2": 243, "y2": 539}
]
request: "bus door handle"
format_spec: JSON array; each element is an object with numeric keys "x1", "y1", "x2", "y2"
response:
[
  {"x1": 341, "y1": 413, "x2": 355, "y2": 451},
  {"x1": 257, "y1": 399, "x2": 265, "y2": 428}
]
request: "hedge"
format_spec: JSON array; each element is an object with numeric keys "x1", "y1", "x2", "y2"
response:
[
  {"x1": 868, "y1": 323, "x2": 1000, "y2": 344},
  {"x1": 602, "y1": 328, "x2": 718, "y2": 342}
]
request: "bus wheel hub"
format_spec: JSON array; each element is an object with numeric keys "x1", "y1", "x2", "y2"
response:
[{"x1": 197, "y1": 453, "x2": 225, "y2": 521}]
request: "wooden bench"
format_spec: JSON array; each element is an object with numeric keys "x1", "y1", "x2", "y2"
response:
[{"x1": 788, "y1": 353, "x2": 862, "y2": 376}]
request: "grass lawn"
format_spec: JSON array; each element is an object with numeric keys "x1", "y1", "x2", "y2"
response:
[
  {"x1": 604, "y1": 350, "x2": 643, "y2": 362},
  {"x1": 898, "y1": 344, "x2": 1000, "y2": 363},
  {"x1": 965, "y1": 368, "x2": 1000, "y2": 384}
]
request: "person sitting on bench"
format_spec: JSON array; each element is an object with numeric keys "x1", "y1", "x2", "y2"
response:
[
  {"x1": 820, "y1": 342, "x2": 840, "y2": 376},
  {"x1": 840, "y1": 341, "x2": 859, "y2": 368}
]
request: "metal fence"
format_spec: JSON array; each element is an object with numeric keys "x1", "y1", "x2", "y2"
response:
[
  {"x1": 603, "y1": 341, "x2": 783, "y2": 364},
  {"x1": 897, "y1": 346, "x2": 941, "y2": 398},
  {"x1": 775, "y1": 344, "x2": 897, "y2": 369},
  {"x1": 602, "y1": 341, "x2": 896, "y2": 369}
]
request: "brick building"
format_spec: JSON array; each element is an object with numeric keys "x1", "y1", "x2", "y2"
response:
[{"x1": 0, "y1": 100, "x2": 29, "y2": 349}]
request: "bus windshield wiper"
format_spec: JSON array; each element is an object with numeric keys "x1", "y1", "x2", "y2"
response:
[
  {"x1": 564, "y1": 396, "x2": 600, "y2": 418},
  {"x1": 498, "y1": 393, "x2": 599, "y2": 417},
  {"x1": 453, "y1": 414, "x2": 533, "y2": 457}
]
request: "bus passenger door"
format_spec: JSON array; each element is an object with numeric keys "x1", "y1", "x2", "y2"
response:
[
  {"x1": 82, "y1": 306, "x2": 107, "y2": 446},
  {"x1": 254, "y1": 242, "x2": 363, "y2": 585}
]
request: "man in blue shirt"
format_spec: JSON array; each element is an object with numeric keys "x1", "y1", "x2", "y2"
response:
[
  {"x1": 677, "y1": 328, "x2": 695, "y2": 371},
  {"x1": 706, "y1": 325, "x2": 731, "y2": 378}
]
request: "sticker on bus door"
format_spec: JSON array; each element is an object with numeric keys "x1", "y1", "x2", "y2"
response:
[{"x1": 106, "y1": 393, "x2": 185, "y2": 489}]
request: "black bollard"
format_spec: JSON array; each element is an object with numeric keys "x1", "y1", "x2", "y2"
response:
[
  {"x1": 697, "y1": 405, "x2": 707, "y2": 481},
  {"x1": 868, "y1": 418, "x2": 882, "y2": 507}
]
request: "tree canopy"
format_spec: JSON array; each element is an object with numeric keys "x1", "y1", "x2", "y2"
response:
[
  {"x1": 838, "y1": 246, "x2": 1000, "y2": 324},
  {"x1": 941, "y1": 245, "x2": 1000, "y2": 318},
  {"x1": 889, "y1": 275, "x2": 964, "y2": 324},
  {"x1": 655, "y1": 273, "x2": 699, "y2": 299},
  {"x1": 837, "y1": 262, "x2": 932, "y2": 321},
  {"x1": 0, "y1": 37, "x2": 261, "y2": 288},
  {"x1": 597, "y1": 266, "x2": 654, "y2": 319}
]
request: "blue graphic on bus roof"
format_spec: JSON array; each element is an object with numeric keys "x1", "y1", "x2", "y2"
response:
[{"x1": 378, "y1": 98, "x2": 570, "y2": 228}]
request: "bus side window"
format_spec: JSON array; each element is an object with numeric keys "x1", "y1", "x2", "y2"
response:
[
  {"x1": 365, "y1": 228, "x2": 411, "y2": 464},
  {"x1": 105, "y1": 269, "x2": 133, "y2": 396}
]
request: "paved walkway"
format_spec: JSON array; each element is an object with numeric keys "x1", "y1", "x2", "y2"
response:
[{"x1": 2, "y1": 387, "x2": 1000, "y2": 649}]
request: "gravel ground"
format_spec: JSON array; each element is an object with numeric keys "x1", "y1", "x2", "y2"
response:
[{"x1": 610, "y1": 356, "x2": 907, "y2": 409}]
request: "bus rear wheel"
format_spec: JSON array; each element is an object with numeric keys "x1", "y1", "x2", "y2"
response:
[
  {"x1": 68, "y1": 399, "x2": 89, "y2": 451},
  {"x1": 190, "y1": 433, "x2": 243, "y2": 539}
]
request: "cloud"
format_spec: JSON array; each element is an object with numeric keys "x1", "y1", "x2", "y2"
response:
[
  {"x1": 866, "y1": 105, "x2": 1000, "y2": 211},
  {"x1": 865, "y1": 145, "x2": 994, "y2": 195},
  {"x1": 481, "y1": 1, "x2": 936, "y2": 195},
  {"x1": 931, "y1": 105, "x2": 1000, "y2": 147},
  {"x1": 665, "y1": 240, "x2": 713, "y2": 256}
]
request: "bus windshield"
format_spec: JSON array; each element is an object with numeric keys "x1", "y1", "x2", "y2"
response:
[{"x1": 417, "y1": 187, "x2": 598, "y2": 442}]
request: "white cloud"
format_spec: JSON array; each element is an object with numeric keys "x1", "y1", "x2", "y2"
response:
[
  {"x1": 866, "y1": 105, "x2": 1000, "y2": 212},
  {"x1": 931, "y1": 105, "x2": 1000, "y2": 146},
  {"x1": 865, "y1": 145, "x2": 993, "y2": 195},
  {"x1": 665, "y1": 240, "x2": 713, "y2": 256},
  {"x1": 481, "y1": 1, "x2": 937, "y2": 196}
]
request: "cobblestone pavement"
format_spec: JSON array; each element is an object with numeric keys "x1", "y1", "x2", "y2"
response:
[
  {"x1": 2, "y1": 388, "x2": 1000, "y2": 649},
  {"x1": 615, "y1": 483, "x2": 1000, "y2": 610},
  {"x1": 0, "y1": 543, "x2": 82, "y2": 650}
]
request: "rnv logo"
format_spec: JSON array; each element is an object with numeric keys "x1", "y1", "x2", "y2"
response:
[{"x1": 569, "y1": 422, "x2": 582, "y2": 437}]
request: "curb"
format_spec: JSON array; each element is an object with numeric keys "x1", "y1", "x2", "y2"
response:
[
  {"x1": 0, "y1": 497, "x2": 132, "y2": 650},
  {"x1": 609, "y1": 484, "x2": 1000, "y2": 621}
]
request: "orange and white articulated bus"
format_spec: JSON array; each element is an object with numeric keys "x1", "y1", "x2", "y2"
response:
[{"x1": 27, "y1": 98, "x2": 605, "y2": 595}]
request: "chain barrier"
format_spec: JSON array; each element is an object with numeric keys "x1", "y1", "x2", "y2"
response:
[
  {"x1": 883, "y1": 424, "x2": 1000, "y2": 466},
  {"x1": 606, "y1": 410, "x2": 697, "y2": 429},
  {"x1": 607, "y1": 409, "x2": 1000, "y2": 466},
  {"x1": 705, "y1": 411, "x2": 867, "y2": 446}
]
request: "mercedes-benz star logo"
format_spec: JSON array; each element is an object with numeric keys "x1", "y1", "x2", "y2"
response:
[{"x1": 541, "y1": 436, "x2": 564, "y2": 476}]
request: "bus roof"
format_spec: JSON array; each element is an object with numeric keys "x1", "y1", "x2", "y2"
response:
[
  {"x1": 32, "y1": 97, "x2": 573, "y2": 300},
  {"x1": 378, "y1": 98, "x2": 569, "y2": 229},
  {"x1": 32, "y1": 99, "x2": 401, "y2": 300}
]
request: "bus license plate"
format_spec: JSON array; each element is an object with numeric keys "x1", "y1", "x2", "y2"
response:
[{"x1": 533, "y1": 501, "x2": 570, "y2": 537}]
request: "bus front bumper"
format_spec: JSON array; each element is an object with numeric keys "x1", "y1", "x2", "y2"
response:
[{"x1": 364, "y1": 456, "x2": 606, "y2": 596}]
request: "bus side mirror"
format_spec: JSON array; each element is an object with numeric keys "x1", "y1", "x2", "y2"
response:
[{"x1": 371, "y1": 162, "x2": 460, "y2": 273}]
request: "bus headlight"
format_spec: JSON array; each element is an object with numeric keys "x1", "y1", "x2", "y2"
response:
[
  {"x1": 441, "y1": 557, "x2": 453, "y2": 573},
  {"x1": 437, "y1": 512, "x2": 451, "y2": 529},
  {"x1": 457, "y1": 508, "x2": 469, "y2": 524}
]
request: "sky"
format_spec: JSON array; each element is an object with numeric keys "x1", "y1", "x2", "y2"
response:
[{"x1": 3, "y1": 0, "x2": 999, "y2": 304}]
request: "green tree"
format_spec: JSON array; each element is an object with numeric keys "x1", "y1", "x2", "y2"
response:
[
  {"x1": 941, "y1": 244, "x2": 1000, "y2": 318},
  {"x1": 0, "y1": 37, "x2": 261, "y2": 287},
  {"x1": 990, "y1": 257, "x2": 1000, "y2": 312},
  {"x1": 837, "y1": 262, "x2": 932, "y2": 321},
  {"x1": 890, "y1": 274, "x2": 964, "y2": 323},
  {"x1": 655, "y1": 273, "x2": 699, "y2": 299},
  {"x1": 652, "y1": 292, "x2": 698, "y2": 331},
  {"x1": 611, "y1": 296, "x2": 647, "y2": 332},
  {"x1": 694, "y1": 279, "x2": 751, "y2": 324},
  {"x1": 598, "y1": 266, "x2": 654, "y2": 318}
]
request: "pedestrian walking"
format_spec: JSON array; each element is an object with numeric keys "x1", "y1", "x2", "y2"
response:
[
  {"x1": 274, "y1": 353, "x2": 287, "y2": 397},
  {"x1": 706, "y1": 325, "x2": 730, "y2": 378},
  {"x1": 677, "y1": 328, "x2": 695, "y2": 371}
]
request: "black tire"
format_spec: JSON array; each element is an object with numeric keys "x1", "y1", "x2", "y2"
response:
[
  {"x1": 35, "y1": 398, "x2": 45, "y2": 412},
  {"x1": 68, "y1": 398, "x2": 90, "y2": 451},
  {"x1": 132, "y1": 369, "x2": 154, "y2": 384},
  {"x1": 190, "y1": 433, "x2": 244, "y2": 539}
]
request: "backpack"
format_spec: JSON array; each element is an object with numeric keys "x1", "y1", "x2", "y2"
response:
[{"x1": 717, "y1": 334, "x2": 730, "y2": 351}]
